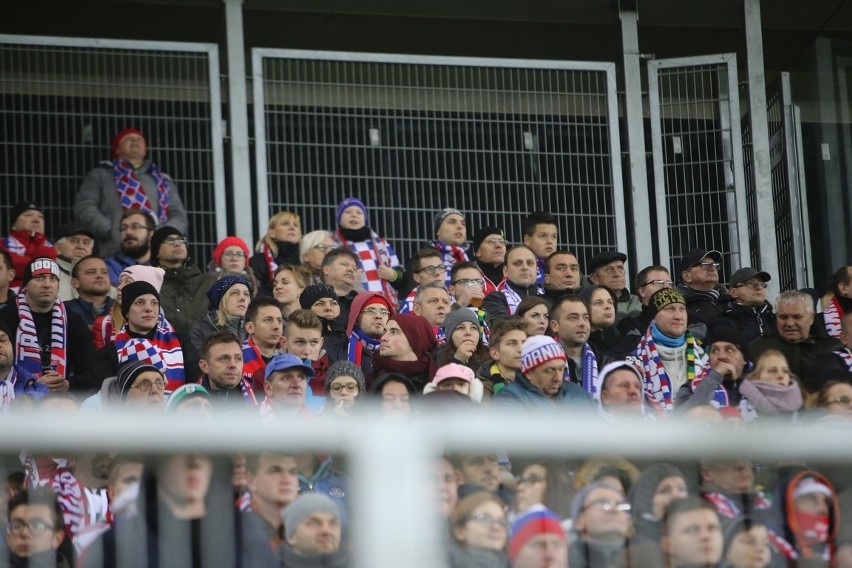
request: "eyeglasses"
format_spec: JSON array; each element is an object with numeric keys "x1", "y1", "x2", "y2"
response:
[
  {"x1": 696, "y1": 262, "x2": 721, "y2": 271},
  {"x1": 222, "y1": 251, "x2": 246, "y2": 259},
  {"x1": 362, "y1": 307, "x2": 389, "y2": 317},
  {"x1": 416, "y1": 264, "x2": 447, "y2": 275},
  {"x1": 640, "y1": 279, "x2": 674, "y2": 288},
  {"x1": 314, "y1": 244, "x2": 339, "y2": 252},
  {"x1": 131, "y1": 378, "x2": 166, "y2": 392},
  {"x1": 467, "y1": 513, "x2": 508, "y2": 529},
  {"x1": 516, "y1": 474, "x2": 546, "y2": 486},
  {"x1": 452, "y1": 278, "x2": 484, "y2": 288},
  {"x1": 163, "y1": 237, "x2": 187, "y2": 246},
  {"x1": 482, "y1": 237, "x2": 507, "y2": 246},
  {"x1": 583, "y1": 500, "x2": 631, "y2": 513},
  {"x1": 330, "y1": 383, "x2": 360, "y2": 394},
  {"x1": 734, "y1": 280, "x2": 767, "y2": 290},
  {"x1": 827, "y1": 396, "x2": 852, "y2": 407},
  {"x1": 120, "y1": 223, "x2": 150, "y2": 232},
  {"x1": 7, "y1": 519, "x2": 55, "y2": 534}
]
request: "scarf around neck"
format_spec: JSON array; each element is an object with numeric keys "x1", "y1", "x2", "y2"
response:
[
  {"x1": 348, "y1": 327, "x2": 381, "y2": 367},
  {"x1": 633, "y1": 327, "x2": 705, "y2": 414},
  {"x1": 114, "y1": 323, "x2": 185, "y2": 389},
  {"x1": 823, "y1": 295, "x2": 847, "y2": 338},
  {"x1": 112, "y1": 159, "x2": 170, "y2": 223},
  {"x1": 430, "y1": 239, "x2": 469, "y2": 287},
  {"x1": 336, "y1": 227, "x2": 400, "y2": 309},
  {"x1": 739, "y1": 379, "x2": 803, "y2": 413},
  {"x1": 15, "y1": 292, "x2": 67, "y2": 379}
]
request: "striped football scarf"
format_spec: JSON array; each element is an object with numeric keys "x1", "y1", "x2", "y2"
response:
[
  {"x1": 112, "y1": 159, "x2": 170, "y2": 223},
  {"x1": 15, "y1": 292, "x2": 67, "y2": 378}
]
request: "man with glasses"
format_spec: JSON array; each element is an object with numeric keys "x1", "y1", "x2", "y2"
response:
[
  {"x1": 568, "y1": 482, "x2": 632, "y2": 568},
  {"x1": 398, "y1": 248, "x2": 446, "y2": 314},
  {"x1": 618, "y1": 265, "x2": 674, "y2": 338},
  {"x1": 4, "y1": 487, "x2": 70, "y2": 567},
  {"x1": 151, "y1": 226, "x2": 217, "y2": 345},
  {"x1": 327, "y1": 291, "x2": 391, "y2": 378},
  {"x1": 717, "y1": 267, "x2": 775, "y2": 342},
  {"x1": 75, "y1": 127, "x2": 188, "y2": 257},
  {"x1": 677, "y1": 249, "x2": 728, "y2": 328},
  {"x1": 587, "y1": 250, "x2": 641, "y2": 320},
  {"x1": 471, "y1": 227, "x2": 507, "y2": 295},
  {"x1": 103, "y1": 208, "x2": 155, "y2": 286}
]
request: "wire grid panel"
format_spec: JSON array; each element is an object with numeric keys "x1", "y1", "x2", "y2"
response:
[
  {"x1": 0, "y1": 35, "x2": 226, "y2": 262},
  {"x1": 648, "y1": 54, "x2": 749, "y2": 281},
  {"x1": 252, "y1": 50, "x2": 627, "y2": 269}
]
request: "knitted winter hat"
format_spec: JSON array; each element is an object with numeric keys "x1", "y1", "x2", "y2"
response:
[
  {"x1": 21, "y1": 257, "x2": 59, "y2": 289},
  {"x1": 212, "y1": 237, "x2": 250, "y2": 267},
  {"x1": 165, "y1": 383, "x2": 211, "y2": 413},
  {"x1": 509, "y1": 506, "x2": 565, "y2": 560},
  {"x1": 282, "y1": 494, "x2": 341, "y2": 540},
  {"x1": 434, "y1": 207, "x2": 464, "y2": 234},
  {"x1": 117, "y1": 338, "x2": 165, "y2": 371},
  {"x1": 299, "y1": 283, "x2": 338, "y2": 310},
  {"x1": 149, "y1": 226, "x2": 184, "y2": 267},
  {"x1": 707, "y1": 326, "x2": 750, "y2": 362},
  {"x1": 10, "y1": 201, "x2": 41, "y2": 229},
  {"x1": 627, "y1": 463, "x2": 686, "y2": 520},
  {"x1": 520, "y1": 335, "x2": 567, "y2": 376},
  {"x1": 336, "y1": 197, "x2": 369, "y2": 227},
  {"x1": 648, "y1": 288, "x2": 685, "y2": 318},
  {"x1": 111, "y1": 128, "x2": 146, "y2": 158},
  {"x1": 206, "y1": 275, "x2": 250, "y2": 310},
  {"x1": 121, "y1": 281, "x2": 159, "y2": 316},
  {"x1": 117, "y1": 360, "x2": 162, "y2": 398},
  {"x1": 324, "y1": 359, "x2": 366, "y2": 394},
  {"x1": 569, "y1": 481, "x2": 625, "y2": 524},
  {"x1": 471, "y1": 226, "x2": 504, "y2": 253},
  {"x1": 442, "y1": 308, "x2": 480, "y2": 341},
  {"x1": 121, "y1": 266, "x2": 166, "y2": 293}
]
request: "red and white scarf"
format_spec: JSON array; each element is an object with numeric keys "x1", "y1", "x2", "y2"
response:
[
  {"x1": 263, "y1": 242, "x2": 279, "y2": 284},
  {"x1": 23, "y1": 455, "x2": 87, "y2": 541},
  {"x1": 337, "y1": 228, "x2": 400, "y2": 310},
  {"x1": 430, "y1": 240, "x2": 469, "y2": 288},
  {"x1": 824, "y1": 295, "x2": 843, "y2": 338},
  {"x1": 15, "y1": 292, "x2": 67, "y2": 378},
  {"x1": 112, "y1": 159, "x2": 170, "y2": 223},
  {"x1": 631, "y1": 326, "x2": 706, "y2": 414}
]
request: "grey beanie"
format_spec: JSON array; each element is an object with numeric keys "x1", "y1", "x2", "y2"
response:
[
  {"x1": 324, "y1": 359, "x2": 366, "y2": 394},
  {"x1": 434, "y1": 207, "x2": 463, "y2": 234},
  {"x1": 282, "y1": 493, "x2": 341, "y2": 540},
  {"x1": 627, "y1": 463, "x2": 686, "y2": 521},
  {"x1": 442, "y1": 308, "x2": 480, "y2": 341},
  {"x1": 569, "y1": 481, "x2": 625, "y2": 522}
]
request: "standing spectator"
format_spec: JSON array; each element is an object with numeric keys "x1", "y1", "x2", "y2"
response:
[
  {"x1": 769, "y1": 470, "x2": 838, "y2": 564},
  {"x1": 241, "y1": 297, "x2": 285, "y2": 393},
  {"x1": 627, "y1": 464, "x2": 688, "y2": 545},
  {"x1": 271, "y1": 264, "x2": 309, "y2": 320},
  {"x1": 250, "y1": 210, "x2": 301, "y2": 297},
  {"x1": 430, "y1": 208, "x2": 469, "y2": 287},
  {"x1": 676, "y1": 327, "x2": 749, "y2": 412},
  {"x1": 102, "y1": 208, "x2": 154, "y2": 286},
  {"x1": 736, "y1": 350, "x2": 803, "y2": 421},
  {"x1": 299, "y1": 230, "x2": 337, "y2": 285},
  {"x1": 209, "y1": 236, "x2": 259, "y2": 293},
  {"x1": 436, "y1": 308, "x2": 489, "y2": 374},
  {"x1": 412, "y1": 282, "x2": 452, "y2": 337},
  {"x1": 334, "y1": 197, "x2": 404, "y2": 310},
  {"x1": 323, "y1": 360, "x2": 365, "y2": 416},
  {"x1": 471, "y1": 226, "x2": 506, "y2": 295},
  {"x1": 549, "y1": 296, "x2": 597, "y2": 391},
  {"x1": 92, "y1": 265, "x2": 166, "y2": 350},
  {"x1": 592, "y1": 361, "x2": 645, "y2": 420},
  {"x1": 3, "y1": 201, "x2": 55, "y2": 293},
  {"x1": 242, "y1": 452, "x2": 300, "y2": 550},
  {"x1": 299, "y1": 283, "x2": 346, "y2": 349},
  {"x1": 54, "y1": 222, "x2": 96, "y2": 301},
  {"x1": 580, "y1": 284, "x2": 637, "y2": 360},
  {"x1": 65, "y1": 256, "x2": 115, "y2": 329},
  {"x1": 522, "y1": 211, "x2": 559, "y2": 286},
  {"x1": 74, "y1": 128, "x2": 188, "y2": 257},
  {"x1": 368, "y1": 372, "x2": 416, "y2": 418},
  {"x1": 720, "y1": 516, "x2": 773, "y2": 568},
  {"x1": 151, "y1": 226, "x2": 217, "y2": 346}
]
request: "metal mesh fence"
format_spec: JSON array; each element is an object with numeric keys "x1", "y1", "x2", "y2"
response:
[
  {"x1": 0, "y1": 36, "x2": 224, "y2": 262},
  {"x1": 253, "y1": 51, "x2": 626, "y2": 270},
  {"x1": 648, "y1": 56, "x2": 748, "y2": 282}
]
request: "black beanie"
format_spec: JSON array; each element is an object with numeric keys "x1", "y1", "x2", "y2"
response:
[
  {"x1": 9, "y1": 201, "x2": 41, "y2": 229},
  {"x1": 299, "y1": 284, "x2": 337, "y2": 310},
  {"x1": 121, "y1": 281, "x2": 159, "y2": 316},
  {"x1": 149, "y1": 226, "x2": 183, "y2": 267}
]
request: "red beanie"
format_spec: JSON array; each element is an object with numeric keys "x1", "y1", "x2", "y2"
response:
[
  {"x1": 111, "y1": 128, "x2": 146, "y2": 158},
  {"x1": 213, "y1": 236, "x2": 251, "y2": 266}
]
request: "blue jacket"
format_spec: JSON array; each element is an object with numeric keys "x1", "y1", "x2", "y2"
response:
[
  {"x1": 6, "y1": 366, "x2": 49, "y2": 400},
  {"x1": 496, "y1": 371, "x2": 592, "y2": 411},
  {"x1": 104, "y1": 253, "x2": 148, "y2": 287},
  {"x1": 66, "y1": 297, "x2": 116, "y2": 328},
  {"x1": 299, "y1": 457, "x2": 349, "y2": 521}
]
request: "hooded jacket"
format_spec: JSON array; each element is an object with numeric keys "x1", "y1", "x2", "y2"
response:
[
  {"x1": 496, "y1": 370, "x2": 592, "y2": 412},
  {"x1": 325, "y1": 291, "x2": 389, "y2": 378}
]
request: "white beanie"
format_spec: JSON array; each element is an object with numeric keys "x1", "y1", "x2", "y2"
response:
[{"x1": 521, "y1": 336, "x2": 567, "y2": 375}]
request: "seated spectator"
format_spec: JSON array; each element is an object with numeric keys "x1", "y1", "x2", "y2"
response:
[
  {"x1": 574, "y1": 459, "x2": 640, "y2": 497},
  {"x1": 279, "y1": 494, "x2": 348, "y2": 568},
  {"x1": 326, "y1": 291, "x2": 391, "y2": 378},
  {"x1": 429, "y1": 207, "x2": 469, "y2": 288},
  {"x1": 522, "y1": 211, "x2": 559, "y2": 286},
  {"x1": 241, "y1": 297, "x2": 285, "y2": 394},
  {"x1": 242, "y1": 452, "x2": 300, "y2": 550},
  {"x1": 549, "y1": 296, "x2": 597, "y2": 391},
  {"x1": 749, "y1": 290, "x2": 841, "y2": 393},
  {"x1": 580, "y1": 284, "x2": 638, "y2": 360},
  {"x1": 280, "y1": 309, "x2": 327, "y2": 398},
  {"x1": 259, "y1": 354, "x2": 312, "y2": 419},
  {"x1": 820, "y1": 264, "x2": 852, "y2": 338},
  {"x1": 592, "y1": 361, "x2": 645, "y2": 420},
  {"x1": 0, "y1": 247, "x2": 16, "y2": 311},
  {"x1": 3, "y1": 201, "x2": 56, "y2": 293},
  {"x1": 627, "y1": 463, "x2": 688, "y2": 545},
  {"x1": 370, "y1": 314, "x2": 438, "y2": 391},
  {"x1": 515, "y1": 297, "x2": 550, "y2": 337},
  {"x1": 412, "y1": 282, "x2": 452, "y2": 336},
  {"x1": 398, "y1": 248, "x2": 446, "y2": 314},
  {"x1": 720, "y1": 515, "x2": 773, "y2": 568},
  {"x1": 449, "y1": 261, "x2": 487, "y2": 309},
  {"x1": 542, "y1": 250, "x2": 583, "y2": 305},
  {"x1": 102, "y1": 208, "x2": 155, "y2": 287},
  {"x1": 661, "y1": 497, "x2": 724, "y2": 568},
  {"x1": 478, "y1": 319, "x2": 527, "y2": 398},
  {"x1": 448, "y1": 491, "x2": 510, "y2": 568},
  {"x1": 568, "y1": 482, "x2": 632, "y2": 568},
  {"x1": 249, "y1": 210, "x2": 301, "y2": 298},
  {"x1": 300, "y1": 230, "x2": 337, "y2": 285},
  {"x1": 271, "y1": 264, "x2": 309, "y2": 320},
  {"x1": 676, "y1": 248, "x2": 729, "y2": 327},
  {"x1": 436, "y1": 308, "x2": 489, "y2": 373},
  {"x1": 738, "y1": 349, "x2": 803, "y2": 421},
  {"x1": 294, "y1": 455, "x2": 349, "y2": 522},
  {"x1": 510, "y1": 458, "x2": 574, "y2": 520},
  {"x1": 198, "y1": 331, "x2": 257, "y2": 411},
  {"x1": 0, "y1": 320, "x2": 49, "y2": 412},
  {"x1": 54, "y1": 221, "x2": 96, "y2": 301},
  {"x1": 93, "y1": 360, "x2": 166, "y2": 411},
  {"x1": 299, "y1": 283, "x2": 346, "y2": 348},
  {"x1": 700, "y1": 459, "x2": 770, "y2": 520},
  {"x1": 323, "y1": 360, "x2": 365, "y2": 416},
  {"x1": 676, "y1": 326, "x2": 749, "y2": 413},
  {"x1": 164, "y1": 383, "x2": 213, "y2": 416},
  {"x1": 586, "y1": 250, "x2": 641, "y2": 320},
  {"x1": 186, "y1": 275, "x2": 251, "y2": 381},
  {"x1": 496, "y1": 336, "x2": 590, "y2": 411},
  {"x1": 320, "y1": 248, "x2": 362, "y2": 321},
  {"x1": 74, "y1": 128, "x2": 188, "y2": 257},
  {"x1": 617, "y1": 265, "x2": 674, "y2": 338},
  {"x1": 209, "y1": 236, "x2": 259, "y2": 292},
  {"x1": 4, "y1": 487, "x2": 73, "y2": 568},
  {"x1": 424, "y1": 363, "x2": 484, "y2": 404},
  {"x1": 483, "y1": 246, "x2": 543, "y2": 325},
  {"x1": 813, "y1": 309, "x2": 852, "y2": 382},
  {"x1": 769, "y1": 470, "x2": 838, "y2": 564},
  {"x1": 470, "y1": 226, "x2": 506, "y2": 295},
  {"x1": 65, "y1": 255, "x2": 115, "y2": 329},
  {"x1": 717, "y1": 267, "x2": 775, "y2": 343},
  {"x1": 334, "y1": 197, "x2": 404, "y2": 310},
  {"x1": 509, "y1": 507, "x2": 568, "y2": 568},
  {"x1": 368, "y1": 372, "x2": 416, "y2": 418},
  {"x1": 807, "y1": 379, "x2": 852, "y2": 422}
]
